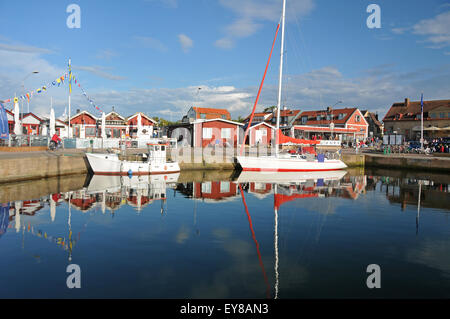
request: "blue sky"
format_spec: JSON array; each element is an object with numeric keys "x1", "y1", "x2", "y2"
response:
[{"x1": 0, "y1": 0, "x2": 449, "y2": 120}]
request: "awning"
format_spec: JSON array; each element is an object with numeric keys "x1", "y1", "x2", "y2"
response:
[
  {"x1": 423, "y1": 126, "x2": 442, "y2": 131},
  {"x1": 293, "y1": 125, "x2": 358, "y2": 133}
]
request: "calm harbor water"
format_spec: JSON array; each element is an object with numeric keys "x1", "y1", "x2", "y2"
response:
[{"x1": 0, "y1": 169, "x2": 448, "y2": 299}]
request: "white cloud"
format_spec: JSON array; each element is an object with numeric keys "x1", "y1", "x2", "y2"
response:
[
  {"x1": 391, "y1": 27, "x2": 409, "y2": 35},
  {"x1": 177, "y1": 34, "x2": 193, "y2": 53},
  {"x1": 133, "y1": 35, "x2": 168, "y2": 52},
  {"x1": 216, "y1": 0, "x2": 315, "y2": 49},
  {"x1": 412, "y1": 11, "x2": 450, "y2": 48},
  {"x1": 73, "y1": 65, "x2": 126, "y2": 81},
  {"x1": 96, "y1": 49, "x2": 118, "y2": 60},
  {"x1": 0, "y1": 42, "x2": 53, "y2": 54},
  {"x1": 214, "y1": 38, "x2": 234, "y2": 49}
]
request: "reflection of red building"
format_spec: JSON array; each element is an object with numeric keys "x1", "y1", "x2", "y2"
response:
[
  {"x1": 339, "y1": 175, "x2": 367, "y2": 200},
  {"x1": 68, "y1": 197, "x2": 98, "y2": 212},
  {"x1": 193, "y1": 181, "x2": 238, "y2": 201},
  {"x1": 249, "y1": 182, "x2": 273, "y2": 199},
  {"x1": 15, "y1": 200, "x2": 44, "y2": 216}
]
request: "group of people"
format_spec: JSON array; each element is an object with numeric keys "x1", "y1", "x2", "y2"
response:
[{"x1": 423, "y1": 138, "x2": 449, "y2": 154}]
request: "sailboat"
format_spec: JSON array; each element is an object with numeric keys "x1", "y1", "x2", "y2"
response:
[{"x1": 236, "y1": 0, "x2": 347, "y2": 172}]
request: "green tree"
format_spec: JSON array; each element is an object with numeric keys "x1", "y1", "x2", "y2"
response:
[{"x1": 263, "y1": 106, "x2": 277, "y2": 113}]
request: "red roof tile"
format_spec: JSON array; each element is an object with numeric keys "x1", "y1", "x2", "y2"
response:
[
  {"x1": 193, "y1": 107, "x2": 231, "y2": 120},
  {"x1": 383, "y1": 99, "x2": 450, "y2": 122},
  {"x1": 295, "y1": 108, "x2": 357, "y2": 125}
]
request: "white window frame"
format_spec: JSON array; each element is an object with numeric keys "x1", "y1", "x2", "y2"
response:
[
  {"x1": 203, "y1": 127, "x2": 212, "y2": 139},
  {"x1": 221, "y1": 128, "x2": 231, "y2": 139},
  {"x1": 220, "y1": 182, "x2": 230, "y2": 193},
  {"x1": 201, "y1": 182, "x2": 211, "y2": 193}
]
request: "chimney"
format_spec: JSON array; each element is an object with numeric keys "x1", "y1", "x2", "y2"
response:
[
  {"x1": 76, "y1": 109, "x2": 80, "y2": 114},
  {"x1": 404, "y1": 98, "x2": 410, "y2": 107}
]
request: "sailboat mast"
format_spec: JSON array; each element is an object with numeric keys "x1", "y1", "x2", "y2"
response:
[{"x1": 275, "y1": 0, "x2": 286, "y2": 157}]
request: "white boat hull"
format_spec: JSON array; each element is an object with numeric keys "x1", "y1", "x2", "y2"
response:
[
  {"x1": 86, "y1": 153, "x2": 180, "y2": 175},
  {"x1": 235, "y1": 170, "x2": 347, "y2": 184},
  {"x1": 236, "y1": 155, "x2": 347, "y2": 172},
  {"x1": 86, "y1": 173, "x2": 180, "y2": 193}
]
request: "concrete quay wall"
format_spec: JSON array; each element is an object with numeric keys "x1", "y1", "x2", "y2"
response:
[
  {"x1": 0, "y1": 148, "x2": 448, "y2": 184},
  {"x1": 0, "y1": 152, "x2": 88, "y2": 184},
  {"x1": 364, "y1": 153, "x2": 450, "y2": 173}
]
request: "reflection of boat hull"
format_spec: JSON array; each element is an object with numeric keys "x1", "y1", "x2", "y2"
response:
[
  {"x1": 86, "y1": 153, "x2": 180, "y2": 175},
  {"x1": 236, "y1": 155, "x2": 347, "y2": 172},
  {"x1": 236, "y1": 170, "x2": 347, "y2": 183},
  {"x1": 86, "y1": 173, "x2": 180, "y2": 193}
]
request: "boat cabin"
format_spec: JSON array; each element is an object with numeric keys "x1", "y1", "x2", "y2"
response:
[{"x1": 147, "y1": 143, "x2": 168, "y2": 163}]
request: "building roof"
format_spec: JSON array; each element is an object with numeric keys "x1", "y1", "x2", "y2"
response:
[
  {"x1": 265, "y1": 109, "x2": 300, "y2": 122},
  {"x1": 105, "y1": 111, "x2": 125, "y2": 121},
  {"x1": 244, "y1": 112, "x2": 271, "y2": 121},
  {"x1": 383, "y1": 98, "x2": 450, "y2": 122},
  {"x1": 69, "y1": 110, "x2": 98, "y2": 121},
  {"x1": 20, "y1": 112, "x2": 42, "y2": 122},
  {"x1": 192, "y1": 107, "x2": 231, "y2": 120},
  {"x1": 193, "y1": 118, "x2": 244, "y2": 126},
  {"x1": 367, "y1": 112, "x2": 383, "y2": 127},
  {"x1": 295, "y1": 108, "x2": 359, "y2": 126},
  {"x1": 127, "y1": 112, "x2": 157, "y2": 124}
]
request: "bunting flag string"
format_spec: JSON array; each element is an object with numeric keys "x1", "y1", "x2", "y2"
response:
[
  {"x1": 1, "y1": 73, "x2": 68, "y2": 105},
  {"x1": 71, "y1": 74, "x2": 103, "y2": 114},
  {"x1": 1, "y1": 71, "x2": 103, "y2": 115}
]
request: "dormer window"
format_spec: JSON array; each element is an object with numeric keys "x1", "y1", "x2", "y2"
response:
[
  {"x1": 338, "y1": 113, "x2": 344, "y2": 120},
  {"x1": 301, "y1": 116, "x2": 307, "y2": 124}
]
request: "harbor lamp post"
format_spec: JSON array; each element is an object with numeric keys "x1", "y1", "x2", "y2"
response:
[
  {"x1": 20, "y1": 71, "x2": 39, "y2": 133},
  {"x1": 330, "y1": 101, "x2": 342, "y2": 139}
]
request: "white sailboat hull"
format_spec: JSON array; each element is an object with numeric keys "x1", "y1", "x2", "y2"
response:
[
  {"x1": 86, "y1": 153, "x2": 180, "y2": 175},
  {"x1": 236, "y1": 155, "x2": 347, "y2": 172},
  {"x1": 235, "y1": 170, "x2": 347, "y2": 184}
]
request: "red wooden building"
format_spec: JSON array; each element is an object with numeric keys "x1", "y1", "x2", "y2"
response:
[
  {"x1": 247, "y1": 122, "x2": 275, "y2": 146},
  {"x1": 193, "y1": 118, "x2": 243, "y2": 148},
  {"x1": 292, "y1": 108, "x2": 368, "y2": 141}
]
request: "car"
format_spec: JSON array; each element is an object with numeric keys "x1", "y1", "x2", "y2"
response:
[{"x1": 408, "y1": 141, "x2": 421, "y2": 149}]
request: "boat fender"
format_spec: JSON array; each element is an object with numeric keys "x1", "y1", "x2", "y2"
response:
[{"x1": 128, "y1": 169, "x2": 133, "y2": 177}]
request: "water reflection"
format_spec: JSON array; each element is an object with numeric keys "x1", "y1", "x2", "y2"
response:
[{"x1": 0, "y1": 169, "x2": 448, "y2": 298}]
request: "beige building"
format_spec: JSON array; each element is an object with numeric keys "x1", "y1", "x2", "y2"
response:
[{"x1": 383, "y1": 98, "x2": 450, "y2": 140}]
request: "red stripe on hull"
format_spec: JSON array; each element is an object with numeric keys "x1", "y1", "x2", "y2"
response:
[
  {"x1": 94, "y1": 170, "x2": 180, "y2": 176},
  {"x1": 242, "y1": 168, "x2": 344, "y2": 172}
]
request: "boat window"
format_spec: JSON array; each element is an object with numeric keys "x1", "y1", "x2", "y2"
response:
[
  {"x1": 161, "y1": 145, "x2": 165, "y2": 151},
  {"x1": 155, "y1": 145, "x2": 160, "y2": 151}
]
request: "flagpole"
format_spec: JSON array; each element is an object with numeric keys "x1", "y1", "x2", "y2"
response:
[
  {"x1": 68, "y1": 58, "x2": 72, "y2": 138},
  {"x1": 420, "y1": 93, "x2": 424, "y2": 151}
]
